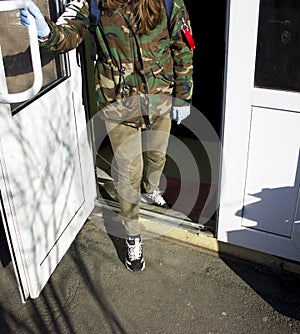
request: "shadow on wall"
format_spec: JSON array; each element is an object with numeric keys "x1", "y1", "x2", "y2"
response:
[
  {"x1": 235, "y1": 149, "x2": 300, "y2": 236},
  {"x1": 236, "y1": 186, "x2": 299, "y2": 236}
]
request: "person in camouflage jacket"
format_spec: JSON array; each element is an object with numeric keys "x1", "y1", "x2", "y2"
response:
[{"x1": 20, "y1": 0, "x2": 194, "y2": 272}]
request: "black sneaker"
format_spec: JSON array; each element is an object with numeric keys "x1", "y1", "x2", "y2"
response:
[
  {"x1": 140, "y1": 188, "x2": 169, "y2": 208},
  {"x1": 125, "y1": 236, "x2": 145, "y2": 272}
]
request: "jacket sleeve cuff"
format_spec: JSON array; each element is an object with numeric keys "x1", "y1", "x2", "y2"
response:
[{"x1": 172, "y1": 98, "x2": 192, "y2": 107}]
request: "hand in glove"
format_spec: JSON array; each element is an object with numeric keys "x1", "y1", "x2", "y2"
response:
[
  {"x1": 171, "y1": 106, "x2": 191, "y2": 125},
  {"x1": 19, "y1": 0, "x2": 50, "y2": 38}
]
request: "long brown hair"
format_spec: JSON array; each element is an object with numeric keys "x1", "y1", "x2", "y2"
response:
[{"x1": 105, "y1": 0, "x2": 165, "y2": 35}]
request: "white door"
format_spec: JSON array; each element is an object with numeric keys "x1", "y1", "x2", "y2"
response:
[
  {"x1": 0, "y1": 1, "x2": 96, "y2": 301},
  {"x1": 218, "y1": 0, "x2": 300, "y2": 262}
]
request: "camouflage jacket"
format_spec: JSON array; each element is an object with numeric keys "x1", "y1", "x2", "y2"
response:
[{"x1": 41, "y1": 0, "x2": 194, "y2": 127}]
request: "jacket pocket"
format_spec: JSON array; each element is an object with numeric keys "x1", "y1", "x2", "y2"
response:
[{"x1": 95, "y1": 61, "x2": 121, "y2": 103}]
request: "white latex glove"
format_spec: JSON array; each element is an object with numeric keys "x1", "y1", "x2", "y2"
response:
[
  {"x1": 19, "y1": 0, "x2": 50, "y2": 38},
  {"x1": 171, "y1": 106, "x2": 191, "y2": 124}
]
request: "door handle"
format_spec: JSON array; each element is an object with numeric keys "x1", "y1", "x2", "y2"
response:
[{"x1": 0, "y1": 0, "x2": 43, "y2": 104}]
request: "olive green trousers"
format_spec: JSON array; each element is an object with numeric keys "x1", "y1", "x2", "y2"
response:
[{"x1": 105, "y1": 116, "x2": 171, "y2": 237}]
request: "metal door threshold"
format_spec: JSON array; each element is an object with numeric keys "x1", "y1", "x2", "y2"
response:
[{"x1": 94, "y1": 198, "x2": 214, "y2": 237}]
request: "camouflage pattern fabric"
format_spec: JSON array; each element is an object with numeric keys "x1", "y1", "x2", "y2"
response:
[{"x1": 41, "y1": 0, "x2": 194, "y2": 127}]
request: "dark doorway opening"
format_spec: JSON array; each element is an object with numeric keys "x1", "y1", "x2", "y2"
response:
[
  {"x1": 179, "y1": 0, "x2": 226, "y2": 136},
  {"x1": 167, "y1": 0, "x2": 226, "y2": 232}
]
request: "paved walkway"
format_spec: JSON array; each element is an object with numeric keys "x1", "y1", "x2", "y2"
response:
[{"x1": 1, "y1": 216, "x2": 300, "y2": 334}]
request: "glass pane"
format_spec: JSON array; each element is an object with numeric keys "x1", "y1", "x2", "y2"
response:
[
  {"x1": 0, "y1": 0, "x2": 69, "y2": 112},
  {"x1": 255, "y1": 0, "x2": 300, "y2": 92}
]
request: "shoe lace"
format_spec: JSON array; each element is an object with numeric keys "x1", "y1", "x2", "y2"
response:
[
  {"x1": 127, "y1": 239, "x2": 142, "y2": 261},
  {"x1": 150, "y1": 189, "x2": 166, "y2": 205}
]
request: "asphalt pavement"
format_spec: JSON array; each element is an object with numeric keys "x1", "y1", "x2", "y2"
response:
[{"x1": 1, "y1": 212, "x2": 300, "y2": 334}]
